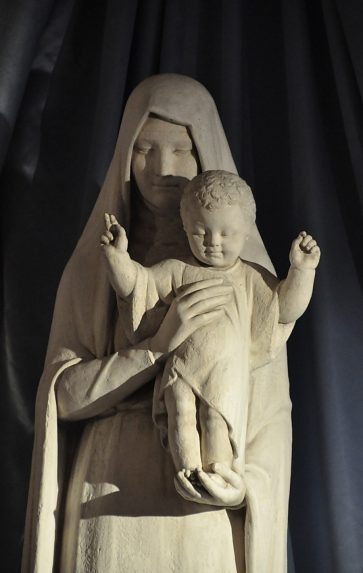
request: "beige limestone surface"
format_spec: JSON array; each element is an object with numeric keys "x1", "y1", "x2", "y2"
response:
[{"x1": 22, "y1": 74, "x2": 319, "y2": 573}]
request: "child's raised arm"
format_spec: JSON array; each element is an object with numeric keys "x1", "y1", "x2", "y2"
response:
[
  {"x1": 100, "y1": 213, "x2": 137, "y2": 298},
  {"x1": 277, "y1": 231, "x2": 321, "y2": 324}
]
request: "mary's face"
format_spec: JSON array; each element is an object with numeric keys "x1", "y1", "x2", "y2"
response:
[{"x1": 131, "y1": 116, "x2": 199, "y2": 213}]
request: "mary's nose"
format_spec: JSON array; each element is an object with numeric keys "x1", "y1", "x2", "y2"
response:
[{"x1": 154, "y1": 149, "x2": 174, "y2": 176}]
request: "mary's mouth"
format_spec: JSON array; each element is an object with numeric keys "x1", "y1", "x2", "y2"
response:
[
  {"x1": 152, "y1": 183, "x2": 179, "y2": 188},
  {"x1": 152, "y1": 176, "x2": 186, "y2": 189}
]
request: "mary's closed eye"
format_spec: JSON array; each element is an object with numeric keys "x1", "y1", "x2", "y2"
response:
[
  {"x1": 134, "y1": 146, "x2": 152, "y2": 155},
  {"x1": 174, "y1": 148, "x2": 192, "y2": 155}
]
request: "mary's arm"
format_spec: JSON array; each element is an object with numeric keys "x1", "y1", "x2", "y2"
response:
[
  {"x1": 56, "y1": 340, "x2": 161, "y2": 421},
  {"x1": 56, "y1": 278, "x2": 232, "y2": 422}
]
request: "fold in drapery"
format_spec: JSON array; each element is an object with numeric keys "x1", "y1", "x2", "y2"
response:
[{"x1": 1, "y1": 1, "x2": 362, "y2": 571}]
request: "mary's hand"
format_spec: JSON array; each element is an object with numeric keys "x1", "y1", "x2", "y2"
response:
[
  {"x1": 149, "y1": 278, "x2": 232, "y2": 355},
  {"x1": 174, "y1": 463, "x2": 246, "y2": 508}
]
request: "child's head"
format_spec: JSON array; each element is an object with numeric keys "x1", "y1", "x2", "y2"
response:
[{"x1": 180, "y1": 170, "x2": 256, "y2": 268}]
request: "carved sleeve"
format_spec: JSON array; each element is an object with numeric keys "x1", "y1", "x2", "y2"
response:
[
  {"x1": 248, "y1": 264, "x2": 295, "y2": 370},
  {"x1": 56, "y1": 340, "x2": 160, "y2": 421},
  {"x1": 117, "y1": 258, "x2": 185, "y2": 344}
]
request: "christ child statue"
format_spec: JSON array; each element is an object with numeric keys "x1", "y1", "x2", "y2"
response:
[{"x1": 100, "y1": 170, "x2": 321, "y2": 488}]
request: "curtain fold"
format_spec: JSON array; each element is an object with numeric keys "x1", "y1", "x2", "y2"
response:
[{"x1": 0, "y1": 0, "x2": 59, "y2": 167}]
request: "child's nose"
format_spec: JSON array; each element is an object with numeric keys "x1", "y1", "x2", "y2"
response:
[{"x1": 207, "y1": 232, "x2": 221, "y2": 246}]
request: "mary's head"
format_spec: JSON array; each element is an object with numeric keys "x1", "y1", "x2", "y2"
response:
[
  {"x1": 131, "y1": 115, "x2": 199, "y2": 214},
  {"x1": 78, "y1": 74, "x2": 273, "y2": 274},
  {"x1": 115, "y1": 74, "x2": 238, "y2": 221},
  {"x1": 80, "y1": 75, "x2": 236, "y2": 240}
]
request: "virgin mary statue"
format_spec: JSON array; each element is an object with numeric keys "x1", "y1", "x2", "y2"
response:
[{"x1": 22, "y1": 74, "x2": 292, "y2": 573}]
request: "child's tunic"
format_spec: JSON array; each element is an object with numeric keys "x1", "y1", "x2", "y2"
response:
[{"x1": 118, "y1": 258, "x2": 294, "y2": 459}]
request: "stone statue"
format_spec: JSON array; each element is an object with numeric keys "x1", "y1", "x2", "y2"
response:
[
  {"x1": 101, "y1": 170, "x2": 320, "y2": 492},
  {"x1": 22, "y1": 74, "x2": 320, "y2": 573}
]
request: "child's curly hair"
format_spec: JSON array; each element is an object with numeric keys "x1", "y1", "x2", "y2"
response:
[{"x1": 180, "y1": 170, "x2": 256, "y2": 224}]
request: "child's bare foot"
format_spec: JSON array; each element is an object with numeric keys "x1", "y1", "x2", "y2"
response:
[
  {"x1": 204, "y1": 471, "x2": 228, "y2": 488},
  {"x1": 182, "y1": 468, "x2": 203, "y2": 490},
  {"x1": 182, "y1": 466, "x2": 227, "y2": 493}
]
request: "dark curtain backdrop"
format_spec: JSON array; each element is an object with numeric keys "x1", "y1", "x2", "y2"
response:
[{"x1": 1, "y1": 0, "x2": 362, "y2": 571}]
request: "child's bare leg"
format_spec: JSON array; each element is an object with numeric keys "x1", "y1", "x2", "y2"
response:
[
  {"x1": 164, "y1": 380, "x2": 202, "y2": 475},
  {"x1": 199, "y1": 403, "x2": 233, "y2": 472}
]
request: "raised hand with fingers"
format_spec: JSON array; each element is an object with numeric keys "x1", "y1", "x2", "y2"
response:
[
  {"x1": 100, "y1": 213, "x2": 128, "y2": 256},
  {"x1": 100, "y1": 213, "x2": 136, "y2": 298},
  {"x1": 289, "y1": 231, "x2": 321, "y2": 270}
]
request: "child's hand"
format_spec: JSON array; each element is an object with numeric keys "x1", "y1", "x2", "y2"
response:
[
  {"x1": 100, "y1": 213, "x2": 128, "y2": 255},
  {"x1": 289, "y1": 231, "x2": 321, "y2": 270}
]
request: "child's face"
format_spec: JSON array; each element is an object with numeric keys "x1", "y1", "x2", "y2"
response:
[{"x1": 184, "y1": 203, "x2": 249, "y2": 268}]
